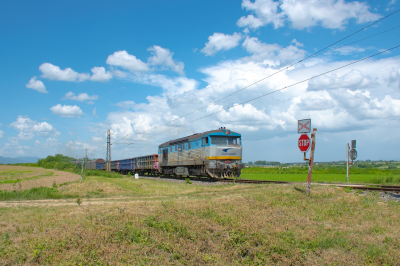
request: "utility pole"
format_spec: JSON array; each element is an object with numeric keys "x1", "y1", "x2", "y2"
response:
[
  {"x1": 106, "y1": 129, "x2": 111, "y2": 172},
  {"x1": 346, "y1": 143, "x2": 350, "y2": 183}
]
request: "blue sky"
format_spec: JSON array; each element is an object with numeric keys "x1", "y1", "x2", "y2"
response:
[{"x1": 1, "y1": 0, "x2": 400, "y2": 162}]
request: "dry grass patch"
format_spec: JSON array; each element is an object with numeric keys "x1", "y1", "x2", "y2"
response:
[
  {"x1": 0, "y1": 165, "x2": 80, "y2": 192},
  {"x1": 0, "y1": 184, "x2": 399, "y2": 265}
]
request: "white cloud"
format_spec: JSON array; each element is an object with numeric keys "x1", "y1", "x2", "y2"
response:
[
  {"x1": 18, "y1": 132, "x2": 35, "y2": 141},
  {"x1": 62, "y1": 92, "x2": 98, "y2": 102},
  {"x1": 0, "y1": 130, "x2": 4, "y2": 139},
  {"x1": 10, "y1": 116, "x2": 60, "y2": 138},
  {"x1": 388, "y1": 67, "x2": 400, "y2": 88},
  {"x1": 114, "y1": 101, "x2": 136, "y2": 109},
  {"x1": 237, "y1": 0, "x2": 381, "y2": 30},
  {"x1": 238, "y1": 0, "x2": 284, "y2": 29},
  {"x1": 39, "y1": 63, "x2": 90, "y2": 82},
  {"x1": 201, "y1": 32, "x2": 242, "y2": 56},
  {"x1": 308, "y1": 69, "x2": 377, "y2": 91},
  {"x1": 92, "y1": 136, "x2": 103, "y2": 142},
  {"x1": 106, "y1": 50, "x2": 149, "y2": 72},
  {"x1": 242, "y1": 36, "x2": 306, "y2": 66},
  {"x1": 50, "y1": 104, "x2": 85, "y2": 117},
  {"x1": 148, "y1": 45, "x2": 185, "y2": 75},
  {"x1": 93, "y1": 107, "x2": 97, "y2": 118},
  {"x1": 90, "y1": 67, "x2": 113, "y2": 81},
  {"x1": 127, "y1": 73, "x2": 198, "y2": 96},
  {"x1": 291, "y1": 39, "x2": 303, "y2": 47},
  {"x1": 26, "y1": 76, "x2": 48, "y2": 93}
]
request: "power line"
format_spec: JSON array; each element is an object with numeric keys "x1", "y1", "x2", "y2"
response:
[
  {"x1": 86, "y1": 8, "x2": 400, "y2": 157},
  {"x1": 110, "y1": 44, "x2": 400, "y2": 151},
  {"x1": 108, "y1": 9, "x2": 400, "y2": 147}
]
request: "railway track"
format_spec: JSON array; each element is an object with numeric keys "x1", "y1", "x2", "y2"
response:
[
  {"x1": 133, "y1": 174, "x2": 400, "y2": 193},
  {"x1": 337, "y1": 184, "x2": 400, "y2": 193}
]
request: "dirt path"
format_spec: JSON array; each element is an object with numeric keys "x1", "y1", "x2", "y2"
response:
[
  {"x1": 0, "y1": 165, "x2": 81, "y2": 191},
  {"x1": 0, "y1": 196, "x2": 142, "y2": 208}
]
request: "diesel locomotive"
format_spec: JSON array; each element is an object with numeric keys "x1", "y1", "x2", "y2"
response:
[
  {"x1": 86, "y1": 127, "x2": 244, "y2": 178},
  {"x1": 159, "y1": 127, "x2": 244, "y2": 178}
]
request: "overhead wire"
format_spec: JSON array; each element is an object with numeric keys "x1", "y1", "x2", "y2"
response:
[
  {"x1": 115, "y1": 45, "x2": 400, "y2": 144},
  {"x1": 92, "y1": 44, "x2": 400, "y2": 157},
  {"x1": 107, "y1": 8, "x2": 400, "y2": 148},
  {"x1": 85, "y1": 8, "x2": 400, "y2": 157}
]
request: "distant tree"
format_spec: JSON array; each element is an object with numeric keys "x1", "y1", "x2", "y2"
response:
[
  {"x1": 247, "y1": 161, "x2": 253, "y2": 166},
  {"x1": 254, "y1": 160, "x2": 267, "y2": 165}
]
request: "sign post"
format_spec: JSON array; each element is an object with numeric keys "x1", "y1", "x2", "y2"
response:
[
  {"x1": 298, "y1": 119, "x2": 316, "y2": 195},
  {"x1": 306, "y1": 129, "x2": 317, "y2": 195},
  {"x1": 347, "y1": 140, "x2": 357, "y2": 183}
]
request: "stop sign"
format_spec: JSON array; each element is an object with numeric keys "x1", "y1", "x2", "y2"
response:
[{"x1": 298, "y1": 134, "x2": 310, "y2": 152}]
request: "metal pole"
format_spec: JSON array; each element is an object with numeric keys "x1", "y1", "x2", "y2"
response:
[
  {"x1": 306, "y1": 128, "x2": 317, "y2": 195},
  {"x1": 106, "y1": 129, "x2": 111, "y2": 172},
  {"x1": 81, "y1": 159, "x2": 84, "y2": 182},
  {"x1": 347, "y1": 143, "x2": 350, "y2": 183}
]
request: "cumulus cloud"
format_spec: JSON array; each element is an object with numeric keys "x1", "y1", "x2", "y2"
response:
[
  {"x1": 18, "y1": 132, "x2": 35, "y2": 141},
  {"x1": 92, "y1": 136, "x2": 103, "y2": 142},
  {"x1": 0, "y1": 130, "x2": 4, "y2": 139},
  {"x1": 308, "y1": 69, "x2": 377, "y2": 91},
  {"x1": 26, "y1": 76, "x2": 48, "y2": 93},
  {"x1": 39, "y1": 63, "x2": 90, "y2": 82},
  {"x1": 62, "y1": 92, "x2": 98, "y2": 102},
  {"x1": 10, "y1": 116, "x2": 61, "y2": 138},
  {"x1": 127, "y1": 73, "x2": 198, "y2": 95},
  {"x1": 148, "y1": 46, "x2": 185, "y2": 75},
  {"x1": 50, "y1": 104, "x2": 85, "y2": 117},
  {"x1": 242, "y1": 36, "x2": 306, "y2": 66},
  {"x1": 388, "y1": 67, "x2": 400, "y2": 88},
  {"x1": 90, "y1": 67, "x2": 113, "y2": 81},
  {"x1": 237, "y1": 0, "x2": 381, "y2": 30},
  {"x1": 201, "y1": 32, "x2": 242, "y2": 56},
  {"x1": 114, "y1": 101, "x2": 136, "y2": 109},
  {"x1": 106, "y1": 50, "x2": 149, "y2": 72},
  {"x1": 238, "y1": 0, "x2": 284, "y2": 29}
]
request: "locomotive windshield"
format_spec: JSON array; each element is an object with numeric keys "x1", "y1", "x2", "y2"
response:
[{"x1": 210, "y1": 136, "x2": 241, "y2": 146}]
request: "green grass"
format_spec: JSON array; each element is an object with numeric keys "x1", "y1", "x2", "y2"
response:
[
  {"x1": 0, "y1": 187, "x2": 76, "y2": 201},
  {"x1": 0, "y1": 171, "x2": 54, "y2": 185},
  {"x1": 241, "y1": 167, "x2": 400, "y2": 184},
  {"x1": 81, "y1": 169, "x2": 123, "y2": 179},
  {"x1": 0, "y1": 184, "x2": 399, "y2": 265},
  {"x1": 241, "y1": 172, "x2": 400, "y2": 184}
]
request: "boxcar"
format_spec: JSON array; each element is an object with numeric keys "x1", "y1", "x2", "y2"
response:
[{"x1": 86, "y1": 159, "x2": 105, "y2": 170}]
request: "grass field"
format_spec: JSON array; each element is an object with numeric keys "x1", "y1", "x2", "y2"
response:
[
  {"x1": 1, "y1": 166, "x2": 400, "y2": 264},
  {"x1": 241, "y1": 166, "x2": 400, "y2": 185},
  {"x1": 1, "y1": 176, "x2": 399, "y2": 265}
]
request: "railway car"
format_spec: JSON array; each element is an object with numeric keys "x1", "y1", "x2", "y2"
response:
[
  {"x1": 86, "y1": 159, "x2": 105, "y2": 170},
  {"x1": 133, "y1": 154, "x2": 158, "y2": 175},
  {"x1": 158, "y1": 127, "x2": 244, "y2": 178},
  {"x1": 119, "y1": 158, "x2": 134, "y2": 174},
  {"x1": 110, "y1": 160, "x2": 119, "y2": 171}
]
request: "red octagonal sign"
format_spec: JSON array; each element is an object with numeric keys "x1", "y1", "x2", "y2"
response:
[{"x1": 298, "y1": 134, "x2": 310, "y2": 152}]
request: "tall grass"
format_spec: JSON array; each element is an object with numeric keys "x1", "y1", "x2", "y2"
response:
[
  {"x1": 83, "y1": 169, "x2": 123, "y2": 178},
  {"x1": 0, "y1": 187, "x2": 76, "y2": 201}
]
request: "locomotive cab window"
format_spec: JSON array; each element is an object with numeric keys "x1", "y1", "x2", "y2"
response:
[
  {"x1": 211, "y1": 136, "x2": 241, "y2": 146},
  {"x1": 202, "y1": 137, "x2": 209, "y2": 146}
]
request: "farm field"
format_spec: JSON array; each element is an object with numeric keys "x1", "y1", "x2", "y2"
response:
[
  {"x1": 1, "y1": 166, "x2": 400, "y2": 265},
  {"x1": 241, "y1": 166, "x2": 400, "y2": 185}
]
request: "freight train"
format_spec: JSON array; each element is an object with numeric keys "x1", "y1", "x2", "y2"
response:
[{"x1": 86, "y1": 128, "x2": 244, "y2": 178}]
